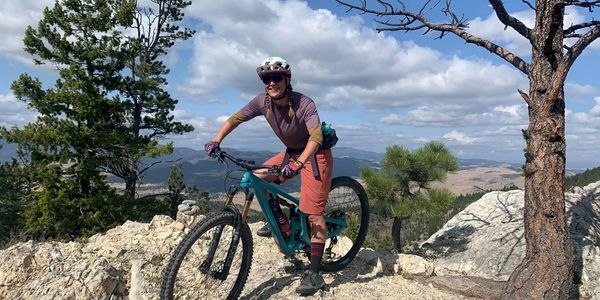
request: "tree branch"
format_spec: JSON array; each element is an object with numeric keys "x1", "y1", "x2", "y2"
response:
[
  {"x1": 138, "y1": 158, "x2": 181, "y2": 175},
  {"x1": 137, "y1": 192, "x2": 170, "y2": 201},
  {"x1": 518, "y1": 89, "x2": 533, "y2": 107},
  {"x1": 489, "y1": 0, "x2": 533, "y2": 40},
  {"x1": 336, "y1": 0, "x2": 530, "y2": 74},
  {"x1": 543, "y1": 64, "x2": 568, "y2": 117},
  {"x1": 564, "y1": 20, "x2": 600, "y2": 34},
  {"x1": 522, "y1": 0, "x2": 536, "y2": 11},
  {"x1": 565, "y1": 0, "x2": 600, "y2": 11},
  {"x1": 545, "y1": 24, "x2": 600, "y2": 114},
  {"x1": 566, "y1": 24, "x2": 600, "y2": 71}
]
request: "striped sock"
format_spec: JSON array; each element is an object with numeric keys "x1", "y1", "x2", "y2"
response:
[{"x1": 310, "y1": 242, "x2": 325, "y2": 273}]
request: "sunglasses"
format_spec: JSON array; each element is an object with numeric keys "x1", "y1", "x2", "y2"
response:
[{"x1": 261, "y1": 74, "x2": 285, "y2": 85}]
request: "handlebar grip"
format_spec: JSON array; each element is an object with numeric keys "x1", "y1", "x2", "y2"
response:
[
  {"x1": 268, "y1": 166, "x2": 282, "y2": 176},
  {"x1": 210, "y1": 148, "x2": 225, "y2": 162}
]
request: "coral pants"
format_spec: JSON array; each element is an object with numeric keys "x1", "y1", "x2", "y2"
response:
[{"x1": 263, "y1": 149, "x2": 333, "y2": 215}]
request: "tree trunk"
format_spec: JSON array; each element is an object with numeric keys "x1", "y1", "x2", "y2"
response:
[
  {"x1": 125, "y1": 169, "x2": 137, "y2": 198},
  {"x1": 124, "y1": 157, "x2": 138, "y2": 198},
  {"x1": 504, "y1": 1, "x2": 573, "y2": 297},
  {"x1": 392, "y1": 216, "x2": 402, "y2": 252},
  {"x1": 504, "y1": 101, "x2": 573, "y2": 299},
  {"x1": 80, "y1": 152, "x2": 91, "y2": 198}
]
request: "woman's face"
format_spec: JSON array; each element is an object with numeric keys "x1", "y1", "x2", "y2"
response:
[{"x1": 262, "y1": 74, "x2": 287, "y2": 99}]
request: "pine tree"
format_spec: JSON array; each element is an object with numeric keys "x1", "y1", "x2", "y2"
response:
[
  {"x1": 360, "y1": 141, "x2": 458, "y2": 251},
  {"x1": 0, "y1": 0, "x2": 192, "y2": 239},
  {"x1": 167, "y1": 164, "x2": 185, "y2": 218},
  {"x1": 0, "y1": 158, "x2": 29, "y2": 244},
  {"x1": 104, "y1": 0, "x2": 195, "y2": 197}
]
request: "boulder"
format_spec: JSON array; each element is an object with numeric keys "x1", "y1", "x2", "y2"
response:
[
  {"x1": 395, "y1": 254, "x2": 434, "y2": 277},
  {"x1": 421, "y1": 181, "x2": 600, "y2": 299}
]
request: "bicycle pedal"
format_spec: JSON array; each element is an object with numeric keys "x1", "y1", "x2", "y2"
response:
[{"x1": 282, "y1": 258, "x2": 305, "y2": 273}]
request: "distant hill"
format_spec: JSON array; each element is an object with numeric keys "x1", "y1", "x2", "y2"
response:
[
  {"x1": 136, "y1": 147, "x2": 381, "y2": 193},
  {"x1": 0, "y1": 142, "x2": 525, "y2": 171},
  {"x1": 0, "y1": 141, "x2": 17, "y2": 162},
  {"x1": 565, "y1": 166, "x2": 600, "y2": 189},
  {"x1": 5, "y1": 142, "x2": 586, "y2": 193},
  {"x1": 135, "y1": 148, "x2": 532, "y2": 193},
  {"x1": 330, "y1": 146, "x2": 385, "y2": 161},
  {"x1": 458, "y1": 158, "x2": 522, "y2": 171}
]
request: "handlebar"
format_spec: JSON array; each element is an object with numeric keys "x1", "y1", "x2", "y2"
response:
[{"x1": 211, "y1": 148, "x2": 281, "y2": 176}]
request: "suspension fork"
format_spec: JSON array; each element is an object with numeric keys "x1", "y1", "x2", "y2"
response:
[
  {"x1": 199, "y1": 223, "x2": 225, "y2": 274},
  {"x1": 216, "y1": 190, "x2": 254, "y2": 279},
  {"x1": 199, "y1": 186, "x2": 239, "y2": 274},
  {"x1": 202, "y1": 188, "x2": 254, "y2": 280}
]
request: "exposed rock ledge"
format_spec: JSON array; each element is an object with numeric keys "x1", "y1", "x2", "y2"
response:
[
  {"x1": 0, "y1": 216, "x2": 470, "y2": 299},
  {"x1": 421, "y1": 181, "x2": 600, "y2": 299},
  {"x1": 2, "y1": 180, "x2": 599, "y2": 299}
]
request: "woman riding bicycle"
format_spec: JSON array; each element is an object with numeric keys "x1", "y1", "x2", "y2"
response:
[{"x1": 204, "y1": 56, "x2": 332, "y2": 295}]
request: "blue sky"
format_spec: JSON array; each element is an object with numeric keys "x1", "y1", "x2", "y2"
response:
[{"x1": 1, "y1": 0, "x2": 600, "y2": 169}]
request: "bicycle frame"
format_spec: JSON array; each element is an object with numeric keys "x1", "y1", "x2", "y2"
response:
[
  {"x1": 161, "y1": 149, "x2": 367, "y2": 297},
  {"x1": 228, "y1": 170, "x2": 347, "y2": 255}
]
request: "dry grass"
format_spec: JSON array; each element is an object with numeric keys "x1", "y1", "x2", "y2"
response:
[{"x1": 432, "y1": 167, "x2": 524, "y2": 195}]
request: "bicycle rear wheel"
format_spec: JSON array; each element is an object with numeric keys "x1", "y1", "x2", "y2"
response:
[
  {"x1": 321, "y1": 176, "x2": 369, "y2": 272},
  {"x1": 160, "y1": 212, "x2": 253, "y2": 299}
]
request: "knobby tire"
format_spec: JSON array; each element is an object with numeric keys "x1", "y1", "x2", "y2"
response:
[{"x1": 160, "y1": 212, "x2": 253, "y2": 300}]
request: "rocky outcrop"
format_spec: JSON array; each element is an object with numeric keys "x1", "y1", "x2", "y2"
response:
[
  {"x1": 0, "y1": 215, "x2": 468, "y2": 299},
  {"x1": 0, "y1": 216, "x2": 179, "y2": 300},
  {"x1": 421, "y1": 181, "x2": 600, "y2": 299},
  {"x1": 2, "y1": 181, "x2": 599, "y2": 299}
]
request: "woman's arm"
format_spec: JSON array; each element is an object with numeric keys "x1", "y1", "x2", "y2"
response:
[
  {"x1": 213, "y1": 121, "x2": 237, "y2": 144},
  {"x1": 297, "y1": 140, "x2": 320, "y2": 165},
  {"x1": 213, "y1": 95, "x2": 263, "y2": 144}
]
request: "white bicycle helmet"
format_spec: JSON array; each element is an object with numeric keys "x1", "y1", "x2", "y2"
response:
[{"x1": 256, "y1": 56, "x2": 291, "y2": 78}]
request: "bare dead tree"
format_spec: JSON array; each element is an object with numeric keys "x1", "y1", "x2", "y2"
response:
[{"x1": 336, "y1": 0, "x2": 600, "y2": 298}]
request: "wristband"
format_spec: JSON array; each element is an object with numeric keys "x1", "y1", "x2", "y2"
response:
[{"x1": 293, "y1": 159, "x2": 304, "y2": 169}]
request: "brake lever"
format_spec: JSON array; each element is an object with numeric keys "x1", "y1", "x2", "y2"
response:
[
  {"x1": 268, "y1": 165, "x2": 282, "y2": 176},
  {"x1": 210, "y1": 149, "x2": 225, "y2": 163}
]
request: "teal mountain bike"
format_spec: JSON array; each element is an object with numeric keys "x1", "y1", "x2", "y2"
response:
[{"x1": 160, "y1": 148, "x2": 369, "y2": 299}]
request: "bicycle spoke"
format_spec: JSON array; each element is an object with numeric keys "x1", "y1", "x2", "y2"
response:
[
  {"x1": 325, "y1": 185, "x2": 362, "y2": 259},
  {"x1": 171, "y1": 224, "x2": 245, "y2": 299},
  {"x1": 320, "y1": 177, "x2": 369, "y2": 272}
]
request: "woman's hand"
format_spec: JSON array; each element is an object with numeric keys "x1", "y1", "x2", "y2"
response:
[
  {"x1": 281, "y1": 159, "x2": 304, "y2": 178},
  {"x1": 204, "y1": 141, "x2": 220, "y2": 157}
]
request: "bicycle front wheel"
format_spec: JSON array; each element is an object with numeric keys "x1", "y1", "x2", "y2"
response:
[
  {"x1": 321, "y1": 176, "x2": 369, "y2": 272},
  {"x1": 160, "y1": 212, "x2": 253, "y2": 300}
]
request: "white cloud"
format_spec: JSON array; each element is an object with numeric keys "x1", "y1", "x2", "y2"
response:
[
  {"x1": 468, "y1": 7, "x2": 600, "y2": 55},
  {"x1": 443, "y1": 130, "x2": 479, "y2": 144},
  {"x1": 168, "y1": 112, "x2": 282, "y2": 151},
  {"x1": 0, "y1": 93, "x2": 39, "y2": 128},
  {"x1": 565, "y1": 98, "x2": 600, "y2": 136},
  {"x1": 493, "y1": 105, "x2": 522, "y2": 118},
  {"x1": 171, "y1": 109, "x2": 209, "y2": 132},
  {"x1": 468, "y1": 10, "x2": 534, "y2": 57},
  {"x1": 381, "y1": 105, "x2": 464, "y2": 127},
  {"x1": 2, "y1": 0, "x2": 600, "y2": 169},
  {"x1": 565, "y1": 82, "x2": 596, "y2": 96},
  {"x1": 482, "y1": 125, "x2": 527, "y2": 136},
  {"x1": 181, "y1": 0, "x2": 527, "y2": 113},
  {"x1": 381, "y1": 103, "x2": 527, "y2": 127},
  {"x1": 591, "y1": 97, "x2": 600, "y2": 115},
  {"x1": 0, "y1": 1, "x2": 54, "y2": 64}
]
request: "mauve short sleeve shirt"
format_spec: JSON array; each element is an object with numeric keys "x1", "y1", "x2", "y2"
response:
[{"x1": 237, "y1": 91, "x2": 321, "y2": 149}]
